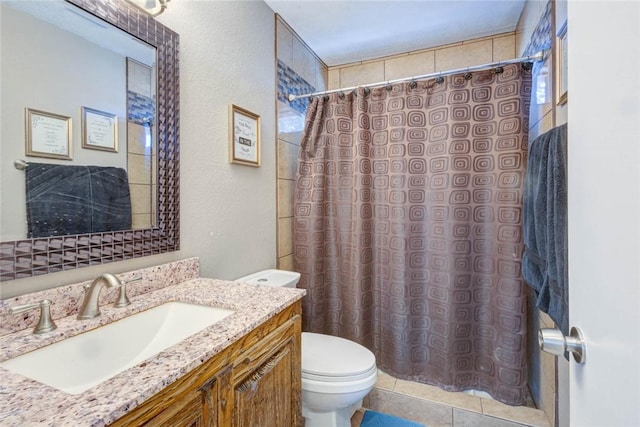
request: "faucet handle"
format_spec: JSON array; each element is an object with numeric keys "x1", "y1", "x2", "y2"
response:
[
  {"x1": 9, "y1": 300, "x2": 57, "y2": 334},
  {"x1": 113, "y1": 276, "x2": 141, "y2": 308},
  {"x1": 113, "y1": 284, "x2": 131, "y2": 308}
]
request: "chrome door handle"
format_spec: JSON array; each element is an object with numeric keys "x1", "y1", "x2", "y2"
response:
[{"x1": 539, "y1": 326, "x2": 586, "y2": 364}]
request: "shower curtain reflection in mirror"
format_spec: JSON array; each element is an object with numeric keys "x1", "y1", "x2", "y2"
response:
[{"x1": 294, "y1": 64, "x2": 532, "y2": 405}]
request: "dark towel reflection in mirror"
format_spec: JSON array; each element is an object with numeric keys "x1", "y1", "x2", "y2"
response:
[{"x1": 25, "y1": 163, "x2": 132, "y2": 238}]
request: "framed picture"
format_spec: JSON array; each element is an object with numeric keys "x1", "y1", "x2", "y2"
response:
[
  {"x1": 556, "y1": 20, "x2": 568, "y2": 105},
  {"x1": 25, "y1": 108, "x2": 72, "y2": 160},
  {"x1": 230, "y1": 104, "x2": 261, "y2": 167},
  {"x1": 82, "y1": 107, "x2": 118, "y2": 152}
]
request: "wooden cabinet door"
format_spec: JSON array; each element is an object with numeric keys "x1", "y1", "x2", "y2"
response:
[
  {"x1": 234, "y1": 341, "x2": 295, "y2": 427},
  {"x1": 229, "y1": 315, "x2": 302, "y2": 427},
  {"x1": 142, "y1": 389, "x2": 206, "y2": 427}
]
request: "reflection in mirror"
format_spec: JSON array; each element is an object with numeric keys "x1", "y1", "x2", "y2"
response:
[
  {"x1": 0, "y1": 0, "x2": 180, "y2": 282},
  {"x1": 1, "y1": 1, "x2": 156, "y2": 240}
]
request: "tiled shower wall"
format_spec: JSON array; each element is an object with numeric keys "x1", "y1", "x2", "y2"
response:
[
  {"x1": 275, "y1": 16, "x2": 328, "y2": 270},
  {"x1": 276, "y1": 5, "x2": 563, "y2": 426},
  {"x1": 517, "y1": 1, "x2": 565, "y2": 426},
  {"x1": 327, "y1": 32, "x2": 518, "y2": 90}
]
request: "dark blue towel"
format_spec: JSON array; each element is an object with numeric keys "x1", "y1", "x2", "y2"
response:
[
  {"x1": 522, "y1": 124, "x2": 568, "y2": 335},
  {"x1": 26, "y1": 163, "x2": 132, "y2": 238}
]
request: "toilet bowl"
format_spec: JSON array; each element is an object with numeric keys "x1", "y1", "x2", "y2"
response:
[{"x1": 236, "y1": 270, "x2": 377, "y2": 427}]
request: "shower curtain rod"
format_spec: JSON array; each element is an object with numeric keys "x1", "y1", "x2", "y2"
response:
[{"x1": 288, "y1": 50, "x2": 545, "y2": 102}]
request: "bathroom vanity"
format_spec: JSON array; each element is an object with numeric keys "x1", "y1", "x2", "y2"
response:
[
  {"x1": 0, "y1": 262, "x2": 305, "y2": 426},
  {"x1": 111, "y1": 298, "x2": 301, "y2": 426}
]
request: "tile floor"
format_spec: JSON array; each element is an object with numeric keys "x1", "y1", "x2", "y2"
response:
[{"x1": 352, "y1": 370, "x2": 551, "y2": 427}]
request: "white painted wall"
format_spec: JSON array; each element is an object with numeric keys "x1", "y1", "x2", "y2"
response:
[
  {"x1": 158, "y1": 0, "x2": 277, "y2": 281},
  {"x1": 0, "y1": 0, "x2": 277, "y2": 298}
]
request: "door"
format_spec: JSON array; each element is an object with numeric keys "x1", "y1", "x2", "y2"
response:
[{"x1": 567, "y1": 1, "x2": 640, "y2": 426}]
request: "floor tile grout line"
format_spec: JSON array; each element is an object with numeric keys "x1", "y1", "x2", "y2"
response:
[{"x1": 373, "y1": 374, "x2": 550, "y2": 427}]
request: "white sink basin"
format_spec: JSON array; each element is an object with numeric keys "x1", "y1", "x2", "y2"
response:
[{"x1": 1, "y1": 302, "x2": 234, "y2": 394}]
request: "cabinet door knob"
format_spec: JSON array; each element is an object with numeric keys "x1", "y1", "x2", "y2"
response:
[{"x1": 539, "y1": 326, "x2": 586, "y2": 364}]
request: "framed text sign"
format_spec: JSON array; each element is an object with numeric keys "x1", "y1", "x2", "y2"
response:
[
  {"x1": 82, "y1": 107, "x2": 118, "y2": 152},
  {"x1": 229, "y1": 104, "x2": 260, "y2": 167},
  {"x1": 25, "y1": 108, "x2": 72, "y2": 160}
]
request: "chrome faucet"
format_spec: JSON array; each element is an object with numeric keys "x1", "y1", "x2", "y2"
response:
[{"x1": 77, "y1": 273, "x2": 124, "y2": 320}]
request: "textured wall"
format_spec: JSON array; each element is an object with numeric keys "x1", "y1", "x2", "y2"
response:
[{"x1": 159, "y1": 0, "x2": 277, "y2": 281}]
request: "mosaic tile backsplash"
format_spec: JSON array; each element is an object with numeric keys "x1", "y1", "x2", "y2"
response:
[{"x1": 277, "y1": 59, "x2": 316, "y2": 115}]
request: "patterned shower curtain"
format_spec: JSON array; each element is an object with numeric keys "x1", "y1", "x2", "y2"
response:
[{"x1": 293, "y1": 64, "x2": 532, "y2": 405}]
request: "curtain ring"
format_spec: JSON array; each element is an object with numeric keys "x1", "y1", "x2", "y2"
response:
[
  {"x1": 495, "y1": 66, "x2": 504, "y2": 74},
  {"x1": 363, "y1": 87, "x2": 371, "y2": 96},
  {"x1": 338, "y1": 92, "x2": 345, "y2": 99},
  {"x1": 522, "y1": 61, "x2": 533, "y2": 71},
  {"x1": 408, "y1": 80, "x2": 417, "y2": 89},
  {"x1": 385, "y1": 82, "x2": 393, "y2": 91},
  {"x1": 435, "y1": 76, "x2": 444, "y2": 84},
  {"x1": 464, "y1": 72, "x2": 472, "y2": 80}
]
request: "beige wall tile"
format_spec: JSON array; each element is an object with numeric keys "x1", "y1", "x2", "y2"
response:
[
  {"x1": 131, "y1": 213, "x2": 152, "y2": 230},
  {"x1": 277, "y1": 139, "x2": 299, "y2": 180},
  {"x1": 277, "y1": 254, "x2": 294, "y2": 271},
  {"x1": 539, "y1": 310, "x2": 555, "y2": 329},
  {"x1": 278, "y1": 216, "x2": 293, "y2": 257},
  {"x1": 556, "y1": 102, "x2": 568, "y2": 126},
  {"x1": 540, "y1": 349, "x2": 557, "y2": 388},
  {"x1": 276, "y1": 19, "x2": 294, "y2": 66},
  {"x1": 277, "y1": 179, "x2": 294, "y2": 218},
  {"x1": 375, "y1": 370, "x2": 397, "y2": 391},
  {"x1": 328, "y1": 68, "x2": 340, "y2": 90},
  {"x1": 278, "y1": 101, "x2": 305, "y2": 145},
  {"x1": 493, "y1": 35, "x2": 516, "y2": 61},
  {"x1": 481, "y1": 398, "x2": 550, "y2": 427},
  {"x1": 314, "y1": 60, "x2": 328, "y2": 92},
  {"x1": 340, "y1": 61, "x2": 384, "y2": 87},
  {"x1": 516, "y1": 0, "x2": 546, "y2": 55},
  {"x1": 127, "y1": 153, "x2": 152, "y2": 185},
  {"x1": 435, "y1": 40, "x2": 493, "y2": 72},
  {"x1": 394, "y1": 378, "x2": 482, "y2": 414},
  {"x1": 129, "y1": 183, "x2": 152, "y2": 211},
  {"x1": 384, "y1": 51, "x2": 435, "y2": 81},
  {"x1": 127, "y1": 122, "x2": 151, "y2": 155},
  {"x1": 292, "y1": 36, "x2": 316, "y2": 87},
  {"x1": 537, "y1": 376, "x2": 556, "y2": 427}
]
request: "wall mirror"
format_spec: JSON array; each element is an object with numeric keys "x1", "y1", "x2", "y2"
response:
[{"x1": 0, "y1": 0, "x2": 180, "y2": 282}]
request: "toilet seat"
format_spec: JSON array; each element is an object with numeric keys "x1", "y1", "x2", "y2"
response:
[
  {"x1": 302, "y1": 332, "x2": 376, "y2": 381},
  {"x1": 302, "y1": 364, "x2": 377, "y2": 383}
]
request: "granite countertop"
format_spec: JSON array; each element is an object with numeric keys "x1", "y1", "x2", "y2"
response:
[{"x1": 0, "y1": 278, "x2": 305, "y2": 426}]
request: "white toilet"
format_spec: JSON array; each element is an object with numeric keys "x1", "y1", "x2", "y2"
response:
[{"x1": 236, "y1": 269, "x2": 377, "y2": 427}]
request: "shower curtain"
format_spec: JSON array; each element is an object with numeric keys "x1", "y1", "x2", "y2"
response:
[{"x1": 293, "y1": 64, "x2": 532, "y2": 405}]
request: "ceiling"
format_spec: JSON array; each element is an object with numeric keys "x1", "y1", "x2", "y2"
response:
[{"x1": 264, "y1": 0, "x2": 527, "y2": 66}]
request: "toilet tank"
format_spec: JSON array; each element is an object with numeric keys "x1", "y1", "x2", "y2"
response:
[{"x1": 235, "y1": 269, "x2": 301, "y2": 288}]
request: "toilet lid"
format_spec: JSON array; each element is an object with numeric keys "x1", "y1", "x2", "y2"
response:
[{"x1": 302, "y1": 332, "x2": 376, "y2": 378}]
